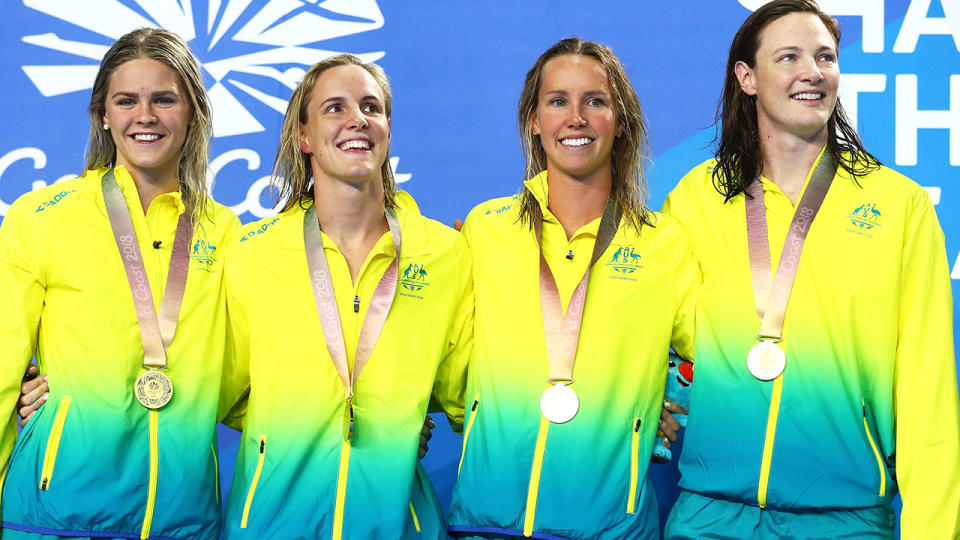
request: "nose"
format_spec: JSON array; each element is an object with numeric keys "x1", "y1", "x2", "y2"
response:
[
  {"x1": 800, "y1": 56, "x2": 824, "y2": 83},
  {"x1": 566, "y1": 105, "x2": 587, "y2": 128},
  {"x1": 347, "y1": 106, "x2": 368, "y2": 130},
  {"x1": 135, "y1": 102, "x2": 157, "y2": 125}
]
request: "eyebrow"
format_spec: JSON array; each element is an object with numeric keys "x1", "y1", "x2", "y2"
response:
[
  {"x1": 542, "y1": 89, "x2": 610, "y2": 97},
  {"x1": 318, "y1": 95, "x2": 382, "y2": 107},
  {"x1": 771, "y1": 44, "x2": 836, "y2": 55},
  {"x1": 110, "y1": 90, "x2": 178, "y2": 99}
]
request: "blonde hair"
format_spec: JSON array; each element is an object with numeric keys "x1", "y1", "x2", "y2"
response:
[
  {"x1": 273, "y1": 54, "x2": 396, "y2": 212},
  {"x1": 86, "y1": 27, "x2": 212, "y2": 224},
  {"x1": 517, "y1": 37, "x2": 653, "y2": 231}
]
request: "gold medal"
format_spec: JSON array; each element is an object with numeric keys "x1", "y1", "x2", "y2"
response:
[
  {"x1": 135, "y1": 370, "x2": 173, "y2": 409},
  {"x1": 539, "y1": 382, "x2": 579, "y2": 424},
  {"x1": 747, "y1": 341, "x2": 786, "y2": 380}
]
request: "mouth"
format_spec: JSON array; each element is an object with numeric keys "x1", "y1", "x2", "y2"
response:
[
  {"x1": 338, "y1": 139, "x2": 372, "y2": 152},
  {"x1": 790, "y1": 91, "x2": 826, "y2": 102},
  {"x1": 131, "y1": 133, "x2": 163, "y2": 143},
  {"x1": 559, "y1": 136, "x2": 594, "y2": 148}
]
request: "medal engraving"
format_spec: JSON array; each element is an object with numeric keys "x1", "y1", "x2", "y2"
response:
[
  {"x1": 747, "y1": 341, "x2": 786, "y2": 380},
  {"x1": 540, "y1": 383, "x2": 579, "y2": 424},
  {"x1": 135, "y1": 370, "x2": 173, "y2": 409}
]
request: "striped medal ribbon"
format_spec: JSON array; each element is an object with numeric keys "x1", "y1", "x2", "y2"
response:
[
  {"x1": 535, "y1": 195, "x2": 620, "y2": 423},
  {"x1": 744, "y1": 149, "x2": 837, "y2": 380},
  {"x1": 303, "y1": 203, "x2": 401, "y2": 442},
  {"x1": 102, "y1": 169, "x2": 192, "y2": 409}
]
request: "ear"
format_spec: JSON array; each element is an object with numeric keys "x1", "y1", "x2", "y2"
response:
[
  {"x1": 531, "y1": 113, "x2": 540, "y2": 136},
  {"x1": 298, "y1": 124, "x2": 312, "y2": 154},
  {"x1": 734, "y1": 61, "x2": 757, "y2": 96},
  {"x1": 387, "y1": 117, "x2": 392, "y2": 144}
]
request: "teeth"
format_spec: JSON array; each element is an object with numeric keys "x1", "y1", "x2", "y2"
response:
[
  {"x1": 339, "y1": 140, "x2": 370, "y2": 150},
  {"x1": 792, "y1": 92, "x2": 823, "y2": 100},
  {"x1": 561, "y1": 137, "x2": 592, "y2": 147},
  {"x1": 134, "y1": 134, "x2": 160, "y2": 141}
]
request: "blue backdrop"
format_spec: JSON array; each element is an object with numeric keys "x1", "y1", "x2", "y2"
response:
[{"x1": 2, "y1": 0, "x2": 957, "y2": 535}]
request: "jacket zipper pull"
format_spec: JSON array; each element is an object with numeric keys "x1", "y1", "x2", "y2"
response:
[
  {"x1": 353, "y1": 295, "x2": 360, "y2": 313},
  {"x1": 259, "y1": 440, "x2": 265, "y2": 453}
]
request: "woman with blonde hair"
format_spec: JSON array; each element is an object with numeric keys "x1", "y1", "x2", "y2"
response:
[
  {"x1": 0, "y1": 27, "x2": 240, "y2": 540},
  {"x1": 447, "y1": 37, "x2": 697, "y2": 539},
  {"x1": 218, "y1": 53, "x2": 472, "y2": 539}
]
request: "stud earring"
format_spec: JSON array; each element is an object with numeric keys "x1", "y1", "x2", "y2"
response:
[{"x1": 103, "y1": 123, "x2": 110, "y2": 131}]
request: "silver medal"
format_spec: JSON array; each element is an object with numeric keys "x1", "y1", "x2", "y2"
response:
[
  {"x1": 539, "y1": 383, "x2": 579, "y2": 423},
  {"x1": 747, "y1": 341, "x2": 786, "y2": 380}
]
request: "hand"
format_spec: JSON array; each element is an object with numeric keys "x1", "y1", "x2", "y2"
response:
[
  {"x1": 453, "y1": 219, "x2": 463, "y2": 232},
  {"x1": 418, "y1": 416, "x2": 436, "y2": 459},
  {"x1": 656, "y1": 399, "x2": 688, "y2": 449},
  {"x1": 19, "y1": 365, "x2": 48, "y2": 428}
]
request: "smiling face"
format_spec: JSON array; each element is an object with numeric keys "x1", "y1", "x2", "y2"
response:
[
  {"x1": 531, "y1": 54, "x2": 620, "y2": 182},
  {"x1": 735, "y1": 12, "x2": 839, "y2": 142},
  {"x1": 102, "y1": 57, "x2": 191, "y2": 184},
  {"x1": 298, "y1": 64, "x2": 391, "y2": 186}
]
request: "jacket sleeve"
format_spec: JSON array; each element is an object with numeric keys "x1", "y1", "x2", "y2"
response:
[
  {"x1": 0, "y1": 198, "x2": 46, "y2": 506},
  {"x1": 662, "y1": 174, "x2": 702, "y2": 363},
  {"x1": 218, "y1": 240, "x2": 251, "y2": 431},
  {"x1": 427, "y1": 232, "x2": 472, "y2": 433},
  {"x1": 894, "y1": 190, "x2": 960, "y2": 540}
]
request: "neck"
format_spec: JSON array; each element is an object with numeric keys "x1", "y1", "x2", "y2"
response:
[
  {"x1": 545, "y1": 167, "x2": 612, "y2": 239},
  {"x1": 125, "y1": 166, "x2": 180, "y2": 214},
  {"x1": 757, "y1": 127, "x2": 828, "y2": 205},
  {"x1": 312, "y1": 173, "x2": 389, "y2": 277}
]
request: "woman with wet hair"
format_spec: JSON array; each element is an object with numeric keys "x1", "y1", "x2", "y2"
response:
[
  {"x1": 662, "y1": 1, "x2": 960, "y2": 538},
  {"x1": 0, "y1": 27, "x2": 240, "y2": 540},
  {"x1": 217, "y1": 54, "x2": 471, "y2": 539},
  {"x1": 447, "y1": 37, "x2": 697, "y2": 539}
]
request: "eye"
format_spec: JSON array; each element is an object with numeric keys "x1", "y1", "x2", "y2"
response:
[
  {"x1": 362, "y1": 102, "x2": 381, "y2": 114},
  {"x1": 116, "y1": 97, "x2": 135, "y2": 107},
  {"x1": 325, "y1": 103, "x2": 343, "y2": 113},
  {"x1": 587, "y1": 97, "x2": 605, "y2": 107},
  {"x1": 155, "y1": 96, "x2": 176, "y2": 106},
  {"x1": 779, "y1": 53, "x2": 796, "y2": 63},
  {"x1": 549, "y1": 97, "x2": 566, "y2": 107},
  {"x1": 818, "y1": 53, "x2": 837, "y2": 63}
]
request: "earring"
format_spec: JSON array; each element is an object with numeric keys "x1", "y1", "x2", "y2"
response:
[{"x1": 103, "y1": 123, "x2": 110, "y2": 131}]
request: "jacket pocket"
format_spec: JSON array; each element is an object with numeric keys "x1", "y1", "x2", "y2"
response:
[
  {"x1": 626, "y1": 417, "x2": 641, "y2": 513},
  {"x1": 861, "y1": 398, "x2": 886, "y2": 497},
  {"x1": 457, "y1": 393, "x2": 481, "y2": 475},
  {"x1": 240, "y1": 435, "x2": 267, "y2": 528},
  {"x1": 39, "y1": 396, "x2": 72, "y2": 491}
]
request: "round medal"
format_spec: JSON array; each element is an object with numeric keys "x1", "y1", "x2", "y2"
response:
[
  {"x1": 746, "y1": 341, "x2": 786, "y2": 380},
  {"x1": 539, "y1": 383, "x2": 579, "y2": 424},
  {"x1": 134, "y1": 370, "x2": 173, "y2": 409}
]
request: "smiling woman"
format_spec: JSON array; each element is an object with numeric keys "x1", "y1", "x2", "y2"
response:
[{"x1": 0, "y1": 27, "x2": 241, "y2": 540}]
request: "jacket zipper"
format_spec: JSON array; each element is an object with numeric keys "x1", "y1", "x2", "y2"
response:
[
  {"x1": 522, "y1": 413, "x2": 551, "y2": 536},
  {"x1": 332, "y1": 439, "x2": 351, "y2": 540},
  {"x1": 139, "y1": 410, "x2": 159, "y2": 539},
  {"x1": 240, "y1": 436, "x2": 267, "y2": 528},
  {"x1": 626, "y1": 417, "x2": 642, "y2": 513},
  {"x1": 39, "y1": 396, "x2": 72, "y2": 491},
  {"x1": 211, "y1": 443, "x2": 220, "y2": 504},
  {"x1": 409, "y1": 501, "x2": 421, "y2": 533},
  {"x1": 861, "y1": 398, "x2": 886, "y2": 497},
  {"x1": 457, "y1": 393, "x2": 481, "y2": 475},
  {"x1": 756, "y1": 375, "x2": 785, "y2": 507}
]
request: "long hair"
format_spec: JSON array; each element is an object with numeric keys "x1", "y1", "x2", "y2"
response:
[
  {"x1": 273, "y1": 54, "x2": 396, "y2": 212},
  {"x1": 714, "y1": 0, "x2": 879, "y2": 200},
  {"x1": 86, "y1": 27, "x2": 211, "y2": 224},
  {"x1": 516, "y1": 37, "x2": 653, "y2": 231}
]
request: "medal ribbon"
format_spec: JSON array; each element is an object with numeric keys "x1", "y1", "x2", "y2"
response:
[
  {"x1": 535, "y1": 196, "x2": 620, "y2": 383},
  {"x1": 102, "y1": 169, "x2": 192, "y2": 369},
  {"x1": 745, "y1": 149, "x2": 836, "y2": 341},
  {"x1": 303, "y1": 203, "x2": 401, "y2": 437}
]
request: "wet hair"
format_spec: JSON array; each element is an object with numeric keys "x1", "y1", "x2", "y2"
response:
[
  {"x1": 86, "y1": 27, "x2": 211, "y2": 224},
  {"x1": 272, "y1": 54, "x2": 395, "y2": 212},
  {"x1": 516, "y1": 37, "x2": 653, "y2": 231},
  {"x1": 713, "y1": 0, "x2": 879, "y2": 200}
]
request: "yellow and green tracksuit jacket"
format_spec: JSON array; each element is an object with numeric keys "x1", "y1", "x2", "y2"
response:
[
  {"x1": 220, "y1": 192, "x2": 472, "y2": 539},
  {"x1": 663, "y1": 158, "x2": 960, "y2": 539},
  {"x1": 447, "y1": 172, "x2": 697, "y2": 539},
  {"x1": 0, "y1": 167, "x2": 240, "y2": 539}
]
